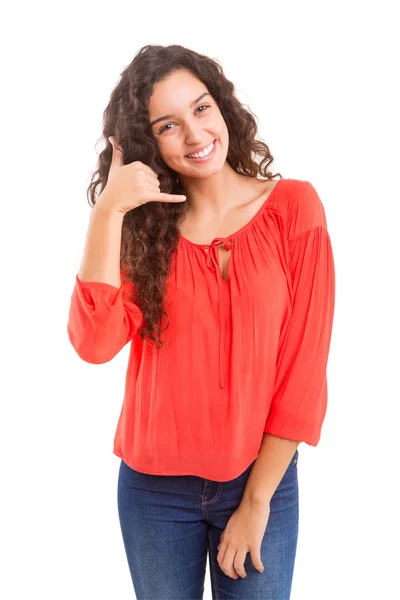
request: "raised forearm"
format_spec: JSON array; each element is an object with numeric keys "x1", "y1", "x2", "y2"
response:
[
  {"x1": 241, "y1": 433, "x2": 299, "y2": 506},
  {"x1": 78, "y1": 196, "x2": 125, "y2": 288}
]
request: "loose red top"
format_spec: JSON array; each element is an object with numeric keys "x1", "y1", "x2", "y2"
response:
[{"x1": 67, "y1": 178, "x2": 335, "y2": 481}]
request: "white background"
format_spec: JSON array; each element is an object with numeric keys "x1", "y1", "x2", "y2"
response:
[{"x1": 1, "y1": 0, "x2": 399, "y2": 598}]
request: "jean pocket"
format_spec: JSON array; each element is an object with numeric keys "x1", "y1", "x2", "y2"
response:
[
  {"x1": 289, "y1": 449, "x2": 299, "y2": 467},
  {"x1": 269, "y1": 449, "x2": 299, "y2": 505},
  {"x1": 286, "y1": 449, "x2": 299, "y2": 476}
]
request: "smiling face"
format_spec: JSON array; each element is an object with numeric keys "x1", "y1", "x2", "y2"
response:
[{"x1": 148, "y1": 69, "x2": 229, "y2": 179}]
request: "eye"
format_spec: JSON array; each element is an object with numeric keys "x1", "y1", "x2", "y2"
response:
[
  {"x1": 158, "y1": 105, "x2": 210, "y2": 134},
  {"x1": 196, "y1": 104, "x2": 210, "y2": 114}
]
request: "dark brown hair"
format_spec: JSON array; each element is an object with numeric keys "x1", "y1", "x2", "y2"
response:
[{"x1": 87, "y1": 44, "x2": 282, "y2": 349}]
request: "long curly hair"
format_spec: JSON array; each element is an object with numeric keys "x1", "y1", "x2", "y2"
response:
[{"x1": 87, "y1": 44, "x2": 282, "y2": 349}]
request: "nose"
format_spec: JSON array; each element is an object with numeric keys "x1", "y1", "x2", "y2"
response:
[
  {"x1": 184, "y1": 133, "x2": 204, "y2": 146},
  {"x1": 182, "y1": 121, "x2": 206, "y2": 142}
]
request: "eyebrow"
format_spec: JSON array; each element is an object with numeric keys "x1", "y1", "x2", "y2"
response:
[{"x1": 149, "y1": 92, "x2": 211, "y2": 128}]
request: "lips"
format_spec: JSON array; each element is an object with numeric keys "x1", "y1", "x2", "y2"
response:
[{"x1": 185, "y1": 139, "x2": 216, "y2": 158}]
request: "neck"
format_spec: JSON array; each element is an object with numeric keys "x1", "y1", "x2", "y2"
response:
[{"x1": 178, "y1": 163, "x2": 255, "y2": 219}]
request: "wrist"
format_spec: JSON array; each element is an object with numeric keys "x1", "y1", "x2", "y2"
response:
[
  {"x1": 240, "y1": 493, "x2": 271, "y2": 512},
  {"x1": 93, "y1": 196, "x2": 125, "y2": 219},
  {"x1": 241, "y1": 488, "x2": 272, "y2": 507}
]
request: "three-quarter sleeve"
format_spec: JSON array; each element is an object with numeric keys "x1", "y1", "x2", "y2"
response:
[
  {"x1": 264, "y1": 183, "x2": 335, "y2": 445},
  {"x1": 67, "y1": 269, "x2": 144, "y2": 364}
]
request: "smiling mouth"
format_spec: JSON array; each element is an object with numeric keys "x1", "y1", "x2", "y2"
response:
[{"x1": 185, "y1": 139, "x2": 216, "y2": 158}]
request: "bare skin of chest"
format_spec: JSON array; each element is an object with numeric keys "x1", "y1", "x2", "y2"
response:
[{"x1": 178, "y1": 179, "x2": 278, "y2": 282}]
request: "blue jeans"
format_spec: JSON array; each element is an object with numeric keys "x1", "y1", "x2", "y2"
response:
[{"x1": 117, "y1": 449, "x2": 299, "y2": 599}]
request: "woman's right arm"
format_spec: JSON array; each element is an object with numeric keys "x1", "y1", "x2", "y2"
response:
[
  {"x1": 67, "y1": 197, "x2": 144, "y2": 364},
  {"x1": 67, "y1": 137, "x2": 186, "y2": 364},
  {"x1": 78, "y1": 197, "x2": 125, "y2": 288}
]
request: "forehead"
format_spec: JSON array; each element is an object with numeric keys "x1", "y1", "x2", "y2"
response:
[{"x1": 148, "y1": 70, "x2": 209, "y2": 114}]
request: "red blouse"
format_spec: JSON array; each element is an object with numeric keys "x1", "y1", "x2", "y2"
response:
[{"x1": 67, "y1": 178, "x2": 335, "y2": 481}]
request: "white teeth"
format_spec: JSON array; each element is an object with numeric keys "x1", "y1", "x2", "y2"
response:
[{"x1": 187, "y1": 140, "x2": 214, "y2": 158}]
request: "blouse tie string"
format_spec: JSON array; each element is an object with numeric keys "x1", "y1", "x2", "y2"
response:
[{"x1": 202, "y1": 237, "x2": 232, "y2": 389}]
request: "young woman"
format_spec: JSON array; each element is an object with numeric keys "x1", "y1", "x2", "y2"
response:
[{"x1": 67, "y1": 44, "x2": 335, "y2": 599}]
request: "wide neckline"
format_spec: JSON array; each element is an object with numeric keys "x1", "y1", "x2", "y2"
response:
[{"x1": 178, "y1": 178, "x2": 284, "y2": 248}]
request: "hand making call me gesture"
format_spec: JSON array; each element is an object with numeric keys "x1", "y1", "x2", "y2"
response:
[
  {"x1": 95, "y1": 136, "x2": 188, "y2": 215},
  {"x1": 102, "y1": 136, "x2": 272, "y2": 581}
]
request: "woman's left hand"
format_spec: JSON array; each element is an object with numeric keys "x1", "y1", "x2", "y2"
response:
[{"x1": 216, "y1": 499, "x2": 270, "y2": 579}]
